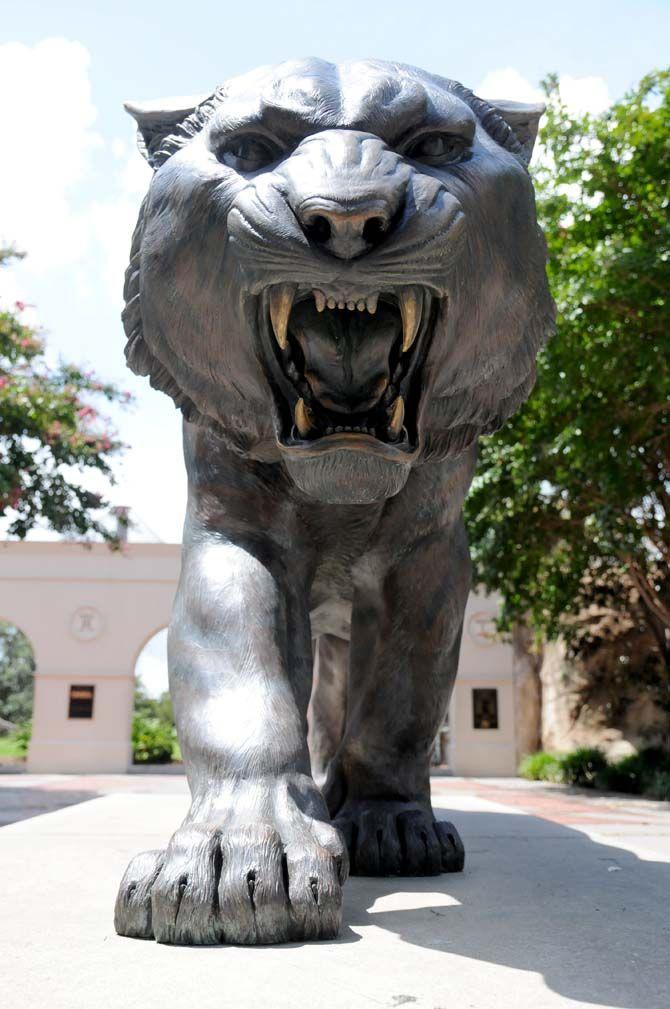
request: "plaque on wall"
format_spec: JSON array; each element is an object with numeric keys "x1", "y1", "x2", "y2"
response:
[
  {"x1": 68, "y1": 684, "x2": 95, "y2": 719},
  {"x1": 467, "y1": 611, "x2": 498, "y2": 648},
  {"x1": 70, "y1": 606, "x2": 104, "y2": 642}
]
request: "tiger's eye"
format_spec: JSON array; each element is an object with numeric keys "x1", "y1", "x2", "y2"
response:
[
  {"x1": 218, "y1": 134, "x2": 283, "y2": 172},
  {"x1": 405, "y1": 132, "x2": 469, "y2": 166}
]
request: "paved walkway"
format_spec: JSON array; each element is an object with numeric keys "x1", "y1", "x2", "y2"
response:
[{"x1": 1, "y1": 774, "x2": 669, "y2": 1009}]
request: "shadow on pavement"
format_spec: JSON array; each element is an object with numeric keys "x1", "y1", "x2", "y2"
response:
[
  {"x1": 338, "y1": 808, "x2": 669, "y2": 1009},
  {"x1": 0, "y1": 786, "x2": 100, "y2": 827}
]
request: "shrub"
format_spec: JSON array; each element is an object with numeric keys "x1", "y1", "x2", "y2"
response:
[
  {"x1": 518, "y1": 745, "x2": 670, "y2": 798},
  {"x1": 646, "y1": 771, "x2": 670, "y2": 802},
  {"x1": 601, "y1": 747, "x2": 670, "y2": 794},
  {"x1": 14, "y1": 720, "x2": 31, "y2": 756},
  {"x1": 132, "y1": 715, "x2": 176, "y2": 764},
  {"x1": 519, "y1": 751, "x2": 562, "y2": 781},
  {"x1": 557, "y1": 747, "x2": 608, "y2": 788}
]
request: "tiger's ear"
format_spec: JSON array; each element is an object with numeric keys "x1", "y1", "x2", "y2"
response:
[
  {"x1": 124, "y1": 94, "x2": 211, "y2": 168},
  {"x1": 486, "y1": 100, "x2": 545, "y2": 165}
]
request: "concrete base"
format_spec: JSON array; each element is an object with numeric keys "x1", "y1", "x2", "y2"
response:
[{"x1": 1, "y1": 778, "x2": 669, "y2": 1008}]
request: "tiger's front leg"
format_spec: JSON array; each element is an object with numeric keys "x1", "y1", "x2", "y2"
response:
[{"x1": 115, "y1": 441, "x2": 347, "y2": 945}]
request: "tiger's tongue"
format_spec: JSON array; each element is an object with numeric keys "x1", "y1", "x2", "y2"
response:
[{"x1": 288, "y1": 300, "x2": 402, "y2": 415}]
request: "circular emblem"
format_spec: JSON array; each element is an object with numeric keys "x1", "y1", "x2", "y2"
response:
[
  {"x1": 467, "y1": 611, "x2": 498, "y2": 647},
  {"x1": 70, "y1": 606, "x2": 104, "y2": 642}
]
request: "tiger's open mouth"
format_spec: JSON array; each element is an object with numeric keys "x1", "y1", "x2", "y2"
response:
[{"x1": 262, "y1": 283, "x2": 438, "y2": 461}]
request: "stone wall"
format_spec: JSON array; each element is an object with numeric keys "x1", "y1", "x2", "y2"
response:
[{"x1": 539, "y1": 640, "x2": 667, "y2": 759}]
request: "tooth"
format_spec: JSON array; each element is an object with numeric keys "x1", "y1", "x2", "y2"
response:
[
  {"x1": 294, "y1": 398, "x2": 314, "y2": 438},
  {"x1": 314, "y1": 290, "x2": 326, "y2": 313},
  {"x1": 327, "y1": 297, "x2": 336, "y2": 309},
  {"x1": 366, "y1": 293, "x2": 378, "y2": 314},
  {"x1": 388, "y1": 396, "x2": 405, "y2": 439},
  {"x1": 356, "y1": 300, "x2": 365, "y2": 311},
  {"x1": 269, "y1": 283, "x2": 296, "y2": 349},
  {"x1": 399, "y1": 286, "x2": 422, "y2": 352}
]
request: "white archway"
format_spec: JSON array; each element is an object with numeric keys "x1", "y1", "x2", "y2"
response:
[{"x1": 0, "y1": 541, "x2": 180, "y2": 772}]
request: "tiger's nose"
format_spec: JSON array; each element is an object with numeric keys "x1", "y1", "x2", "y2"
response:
[{"x1": 297, "y1": 198, "x2": 392, "y2": 260}]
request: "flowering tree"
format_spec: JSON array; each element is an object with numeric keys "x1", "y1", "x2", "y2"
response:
[{"x1": 0, "y1": 247, "x2": 130, "y2": 540}]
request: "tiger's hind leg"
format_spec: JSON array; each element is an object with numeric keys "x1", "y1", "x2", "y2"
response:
[
  {"x1": 307, "y1": 633, "x2": 349, "y2": 788},
  {"x1": 323, "y1": 513, "x2": 470, "y2": 877}
]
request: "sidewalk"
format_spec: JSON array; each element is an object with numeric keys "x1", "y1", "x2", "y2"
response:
[{"x1": 1, "y1": 775, "x2": 669, "y2": 1009}]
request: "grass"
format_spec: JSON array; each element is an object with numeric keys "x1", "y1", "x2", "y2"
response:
[{"x1": 0, "y1": 732, "x2": 26, "y2": 760}]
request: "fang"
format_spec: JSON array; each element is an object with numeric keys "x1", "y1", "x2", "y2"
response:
[
  {"x1": 399, "y1": 287, "x2": 422, "y2": 352},
  {"x1": 269, "y1": 283, "x2": 296, "y2": 349},
  {"x1": 388, "y1": 395, "x2": 405, "y2": 439},
  {"x1": 295, "y1": 398, "x2": 314, "y2": 438}
]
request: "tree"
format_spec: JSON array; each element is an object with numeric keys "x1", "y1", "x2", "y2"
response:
[
  {"x1": 0, "y1": 247, "x2": 130, "y2": 540},
  {"x1": 465, "y1": 71, "x2": 670, "y2": 712},
  {"x1": 0, "y1": 620, "x2": 34, "y2": 724}
]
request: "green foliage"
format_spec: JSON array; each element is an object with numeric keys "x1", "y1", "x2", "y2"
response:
[
  {"x1": 646, "y1": 771, "x2": 670, "y2": 801},
  {"x1": 0, "y1": 732, "x2": 24, "y2": 759},
  {"x1": 0, "y1": 621, "x2": 34, "y2": 723},
  {"x1": 0, "y1": 247, "x2": 131, "y2": 539},
  {"x1": 519, "y1": 745, "x2": 670, "y2": 799},
  {"x1": 132, "y1": 682, "x2": 179, "y2": 763},
  {"x1": 601, "y1": 746, "x2": 670, "y2": 793},
  {"x1": 131, "y1": 715, "x2": 177, "y2": 764},
  {"x1": 557, "y1": 747, "x2": 608, "y2": 788},
  {"x1": 518, "y1": 750, "x2": 562, "y2": 781},
  {"x1": 13, "y1": 720, "x2": 31, "y2": 756},
  {"x1": 466, "y1": 71, "x2": 670, "y2": 681},
  {"x1": 134, "y1": 683, "x2": 174, "y2": 724},
  {"x1": 0, "y1": 722, "x2": 32, "y2": 760}
]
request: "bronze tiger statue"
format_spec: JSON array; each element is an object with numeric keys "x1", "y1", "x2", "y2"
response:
[{"x1": 114, "y1": 58, "x2": 554, "y2": 946}]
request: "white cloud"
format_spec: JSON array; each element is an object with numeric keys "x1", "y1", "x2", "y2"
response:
[
  {"x1": 476, "y1": 67, "x2": 611, "y2": 117},
  {"x1": 477, "y1": 67, "x2": 544, "y2": 105},
  {"x1": 0, "y1": 38, "x2": 151, "y2": 299},
  {"x1": 0, "y1": 39, "x2": 100, "y2": 269},
  {"x1": 557, "y1": 75, "x2": 611, "y2": 117}
]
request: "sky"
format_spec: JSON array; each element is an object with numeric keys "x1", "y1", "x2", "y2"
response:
[{"x1": 2, "y1": 0, "x2": 669, "y2": 545}]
